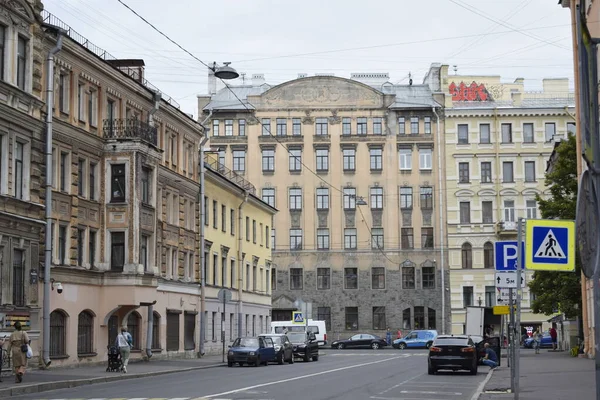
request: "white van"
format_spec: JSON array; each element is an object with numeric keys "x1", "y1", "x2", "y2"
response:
[{"x1": 271, "y1": 320, "x2": 328, "y2": 347}]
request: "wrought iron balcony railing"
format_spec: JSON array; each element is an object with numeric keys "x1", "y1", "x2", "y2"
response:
[
  {"x1": 103, "y1": 118, "x2": 158, "y2": 146},
  {"x1": 203, "y1": 155, "x2": 256, "y2": 195}
]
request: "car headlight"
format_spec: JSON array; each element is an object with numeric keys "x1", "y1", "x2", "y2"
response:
[
  {"x1": 249, "y1": 351, "x2": 255, "y2": 356},
  {"x1": 228, "y1": 351, "x2": 234, "y2": 356}
]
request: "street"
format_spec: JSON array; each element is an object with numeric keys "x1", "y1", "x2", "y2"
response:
[{"x1": 11, "y1": 350, "x2": 489, "y2": 400}]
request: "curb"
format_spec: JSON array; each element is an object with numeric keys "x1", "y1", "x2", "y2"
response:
[
  {"x1": 471, "y1": 368, "x2": 495, "y2": 400},
  {"x1": 0, "y1": 362, "x2": 225, "y2": 398}
]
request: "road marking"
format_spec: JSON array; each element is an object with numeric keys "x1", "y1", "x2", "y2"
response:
[
  {"x1": 377, "y1": 372, "x2": 424, "y2": 395},
  {"x1": 399, "y1": 390, "x2": 462, "y2": 395},
  {"x1": 203, "y1": 355, "x2": 406, "y2": 398},
  {"x1": 470, "y1": 367, "x2": 495, "y2": 400}
]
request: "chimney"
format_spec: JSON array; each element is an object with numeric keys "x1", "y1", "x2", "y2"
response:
[
  {"x1": 197, "y1": 95, "x2": 211, "y2": 119},
  {"x1": 511, "y1": 91, "x2": 523, "y2": 107},
  {"x1": 208, "y1": 63, "x2": 217, "y2": 95},
  {"x1": 252, "y1": 74, "x2": 265, "y2": 86},
  {"x1": 298, "y1": 73, "x2": 308, "y2": 78}
]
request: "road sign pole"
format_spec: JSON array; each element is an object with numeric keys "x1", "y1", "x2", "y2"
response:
[
  {"x1": 514, "y1": 217, "x2": 524, "y2": 400},
  {"x1": 222, "y1": 295, "x2": 226, "y2": 363},
  {"x1": 509, "y1": 287, "x2": 515, "y2": 391},
  {"x1": 594, "y1": 267, "x2": 600, "y2": 400}
]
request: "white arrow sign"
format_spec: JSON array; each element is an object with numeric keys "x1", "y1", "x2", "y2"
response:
[{"x1": 495, "y1": 271, "x2": 526, "y2": 288}]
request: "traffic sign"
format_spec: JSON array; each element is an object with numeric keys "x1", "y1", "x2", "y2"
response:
[
  {"x1": 525, "y1": 219, "x2": 575, "y2": 271},
  {"x1": 496, "y1": 288, "x2": 517, "y2": 304},
  {"x1": 292, "y1": 311, "x2": 304, "y2": 324},
  {"x1": 493, "y1": 305, "x2": 510, "y2": 315},
  {"x1": 495, "y1": 271, "x2": 525, "y2": 288},
  {"x1": 495, "y1": 241, "x2": 525, "y2": 271}
]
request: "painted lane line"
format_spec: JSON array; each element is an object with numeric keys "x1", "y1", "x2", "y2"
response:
[
  {"x1": 377, "y1": 372, "x2": 424, "y2": 395},
  {"x1": 470, "y1": 367, "x2": 495, "y2": 400},
  {"x1": 399, "y1": 390, "x2": 462, "y2": 395},
  {"x1": 371, "y1": 397, "x2": 454, "y2": 400},
  {"x1": 203, "y1": 355, "x2": 406, "y2": 398}
]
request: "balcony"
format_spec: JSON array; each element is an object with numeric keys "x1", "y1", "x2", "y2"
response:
[
  {"x1": 103, "y1": 118, "x2": 158, "y2": 146},
  {"x1": 203, "y1": 155, "x2": 256, "y2": 195},
  {"x1": 496, "y1": 220, "x2": 517, "y2": 236}
]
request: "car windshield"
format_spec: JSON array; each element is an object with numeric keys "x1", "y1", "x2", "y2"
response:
[
  {"x1": 434, "y1": 338, "x2": 470, "y2": 346},
  {"x1": 233, "y1": 338, "x2": 259, "y2": 347},
  {"x1": 264, "y1": 336, "x2": 282, "y2": 345},
  {"x1": 287, "y1": 333, "x2": 306, "y2": 343}
]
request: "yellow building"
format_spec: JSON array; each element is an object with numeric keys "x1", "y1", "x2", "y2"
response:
[{"x1": 438, "y1": 65, "x2": 576, "y2": 334}]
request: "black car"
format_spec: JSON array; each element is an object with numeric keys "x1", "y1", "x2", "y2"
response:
[
  {"x1": 259, "y1": 334, "x2": 294, "y2": 365},
  {"x1": 287, "y1": 331, "x2": 319, "y2": 362},
  {"x1": 428, "y1": 335, "x2": 478, "y2": 375},
  {"x1": 331, "y1": 334, "x2": 388, "y2": 350}
]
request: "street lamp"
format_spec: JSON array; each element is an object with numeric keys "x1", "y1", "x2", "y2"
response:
[{"x1": 210, "y1": 62, "x2": 240, "y2": 80}]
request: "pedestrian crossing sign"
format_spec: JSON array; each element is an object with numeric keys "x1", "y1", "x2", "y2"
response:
[
  {"x1": 525, "y1": 219, "x2": 575, "y2": 271},
  {"x1": 292, "y1": 311, "x2": 304, "y2": 324}
]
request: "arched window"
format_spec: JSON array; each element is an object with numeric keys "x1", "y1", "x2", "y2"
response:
[
  {"x1": 50, "y1": 310, "x2": 67, "y2": 357},
  {"x1": 127, "y1": 311, "x2": 141, "y2": 350},
  {"x1": 483, "y1": 242, "x2": 494, "y2": 268},
  {"x1": 461, "y1": 243, "x2": 472, "y2": 269},
  {"x1": 77, "y1": 310, "x2": 94, "y2": 355},
  {"x1": 152, "y1": 311, "x2": 160, "y2": 349}
]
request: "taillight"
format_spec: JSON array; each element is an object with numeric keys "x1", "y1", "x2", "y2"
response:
[
  {"x1": 429, "y1": 346, "x2": 442, "y2": 352},
  {"x1": 461, "y1": 347, "x2": 475, "y2": 353},
  {"x1": 324, "y1": 334, "x2": 327, "y2": 342}
]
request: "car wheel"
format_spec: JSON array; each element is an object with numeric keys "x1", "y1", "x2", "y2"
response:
[
  {"x1": 304, "y1": 352, "x2": 310, "y2": 362},
  {"x1": 288, "y1": 354, "x2": 295, "y2": 364},
  {"x1": 227, "y1": 361, "x2": 233, "y2": 367},
  {"x1": 255, "y1": 357, "x2": 261, "y2": 367},
  {"x1": 470, "y1": 361, "x2": 478, "y2": 375},
  {"x1": 312, "y1": 353, "x2": 319, "y2": 361},
  {"x1": 371, "y1": 342, "x2": 380, "y2": 350},
  {"x1": 426, "y1": 341, "x2": 433, "y2": 349},
  {"x1": 399, "y1": 342, "x2": 407, "y2": 350},
  {"x1": 278, "y1": 352, "x2": 284, "y2": 365},
  {"x1": 428, "y1": 363, "x2": 436, "y2": 375},
  {"x1": 337, "y1": 343, "x2": 345, "y2": 349}
]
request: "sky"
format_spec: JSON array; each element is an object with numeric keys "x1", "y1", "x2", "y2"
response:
[{"x1": 43, "y1": 0, "x2": 575, "y2": 118}]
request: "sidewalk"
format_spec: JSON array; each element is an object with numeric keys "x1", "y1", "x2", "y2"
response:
[
  {"x1": 0, "y1": 354, "x2": 225, "y2": 398},
  {"x1": 478, "y1": 349, "x2": 595, "y2": 400}
]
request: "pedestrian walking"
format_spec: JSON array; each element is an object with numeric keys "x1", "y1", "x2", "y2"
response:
[
  {"x1": 549, "y1": 325, "x2": 558, "y2": 350},
  {"x1": 7, "y1": 321, "x2": 29, "y2": 383},
  {"x1": 533, "y1": 328, "x2": 542, "y2": 354},
  {"x1": 386, "y1": 328, "x2": 392, "y2": 345},
  {"x1": 480, "y1": 343, "x2": 498, "y2": 369},
  {"x1": 115, "y1": 327, "x2": 132, "y2": 373},
  {"x1": 0, "y1": 335, "x2": 5, "y2": 382}
]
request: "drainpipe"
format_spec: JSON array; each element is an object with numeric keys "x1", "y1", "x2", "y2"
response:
[
  {"x1": 432, "y1": 107, "x2": 446, "y2": 334},
  {"x1": 237, "y1": 192, "x2": 249, "y2": 338},
  {"x1": 42, "y1": 29, "x2": 65, "y2": 368}
]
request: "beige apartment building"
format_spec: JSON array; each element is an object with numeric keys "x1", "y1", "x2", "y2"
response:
[
  {"x1": 199, "y1": 72, "x2": 451, "y2": 339},
  {"x1": 437, "y1": 65, "x2": 576, "y2": 334}
]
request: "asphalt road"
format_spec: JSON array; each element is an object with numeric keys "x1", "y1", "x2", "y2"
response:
[{"x1": 13, "y1": 349, "x2": 490, "y2": 400}]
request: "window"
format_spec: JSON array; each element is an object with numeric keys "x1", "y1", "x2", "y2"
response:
[
  {"x1": 261, "y1": 118, "x2": 271, "y2": 135},
  {"x1": 504, "y1": 200, "x2": 515, "y2": 222},
  {"x1": 525, "y1": 161, "x2": 536, "y2": 182},
  {"x1": 318, "y1": 307, "x2": 331, "y2": 330},
  {"x1": 370, "y1": 148, "x2": 383, "y2": 171},
  {"x1": 77, "y1": 228, "x2": 85, "y2": 266},
  {"x1": 89, "y1": 230, "x2": 96, "y2": 268},
  {"x1": 170, "y1": 134, "x2": 177, "y2": 166},
  {"x1": 422, "y1": 266, "x2": 435, "y2": 289},
  {"x1": 479, "y1": 124, "x2": 492, "y2": 144},
  {"x1": 463, "y1": 286, "x2": 474, "y2": 307},
  {"x1": 276, "y1": 118, "x2": 287, "y2": 136},
  {"x1": 481, "y1": 162, "x2": 492, "y2": 183},
  {"x1": 410, "y1": 117, "x2": 419, "y2": 134},
  {"x1": 262, "y1": 188, "x2": 275, "y2": 207},
  {"x1": 372, "y1": 267, "x2": 385, "y2": 289},
  {"x1": 317, "y1": 228, "x2": 329, "y2": 250},
  {"x1": 59, "y1": 151, "x2": 69, "y2": 193},
  {"x1": 111, "y1": 164, "x2": 126, "y2": 202},
  {"x1": 245, "y1": 217, "x2": 250, "y2": 240},
  {"x1": 225, "y1": 119, "x2": 233, "y2": 136},
  {"x1": 401, "y1": 228, "x2": 414, "y2": 249},
  {"x1": 218, "y1": 150, "x2": 225, "y2": 166},
  {"x1": 262, "y1": 149, "x2": 275, "y2": 172},
  {"x1": 373, "y1": 118, "x2": 383, "y2": 135},
  {"x1": 265, "y1": 226, "x2": 269, "y2": 247},
  {"x1": 526, "y1": 199, "x2": 537, "y2": 219},
  {"x1": 238, "y1": 119, "x2": 246, "y2": 136},
  {"x1": 503, "y1": 161, "x2": 514, "y2": 182},
  {"x1": 424, "y1": 117, "x2": 431, "y2": 134},
  {"x1": 399, "y1": 148, "x2": 412, "y2": 170},
  {"x1": 373, "y1": 307, "x2": 386, "y2": 330},
  {"x1": 485, "y1": 286, "x2": 495, "y2": 307},
  {"x1": 290, "y1": 268, "x2": 303, "y2": 289},
  {"x1": 14, "y1": 141, "x2": 25, "y2": 199},
  {"x1": 344, "y1": 267, "x2": 358, "y2": 289},
  {"x1": 459, "y1": 202, "x2": 471, "y2": 224},
  {"x1": 152, "y1": 312, "x2": 160, "y2": 349},
  {"x1": 343, "y1": 187, "x2": 356, "y2": 210},
  {"x1": 12, "y1": 248, "x2": 24, "y2": 306},
  {"x1": 400, "y1": 187, "x2": 413, "y2": 209},
  {"x1": 398, "y1": 117, "x2": 406, "y2": 135},
  {"x1": 289, "y1": 188, "x2": 302, "y2": 210},
  {"x1": 233, "y1": 150, "x2": 246, "y2": 172},
  {"x1": 420, "y1": 187, "x2": 433, "y2": 209},
  {"x1": 292, "y1": 118, "x2": 301, "y2": 135},
  {"x1": 77, "y1": 159, "x2": 85, "y2": 197},
  {"x1": 78, "y1": 83, "x2": 86, "y2": 122},
  {"x1": 482, "y1": 201, "x2": 493, "y2": 223},
  {"x1": 316, "y1": 149, "x2": 329, "y2": 171},
  {"x1": 370, "y1": 187, "x2": 383, "y2": 209},
  {"x1": 317, "y1": 267, "x2": 330, "y2": 289},
  {"x1": 213, "y1": 200, "x2": 218, "y2": 228},
  {"x1": 58, "y1": 72, "x2": 70, "y2": 114},
  {"x1": 345, "y1": 307, "x2": 359, "y2": 330},
  {"x1": 222, "y1": 205, "x2": 227, "y2": 232},
  {"x1": 140, "y1": 234, "x2": 149, "y2": 271},
  {"x1": 204, "y1": 196, "x2": 209, "y2": 226},
  {"x1": 342, "y1": 117, "x2": 351, "y2": 135},
  {"x1": 289, "y1": 149, "x2": 302, "y2": 171},
  {"x1": 16, "y1": 36, "x2": 27, "y2": 90},
  {"x1": 166, "y1": 312, "x2": 180, "y2": 351},
  {"x1": 315, "y1": 118, "x2": 328, "y2": 135},
  {"x1": 371, "y1": 228, "x2": 384, "y2": 250},
  {"x1": 252, "y1": 220, "x2": 257, "y2": 243},
  {"x1": 344, "y1": 228, "x2": 357, "y2": 250},
  {"x1": 290, "y1": 229, "x2": 303, "y2": 250},
  {"x1": 212, "y1": 120, "x2": 219, "y2": 136},
  {"x1": 88, "y1": 89, "x2": 98, "y2": 127},
  {"x1": 402, "y1": 266, "x2": 415, "y2": 289},
  {"x1": 419, "y1": 148, "x2": 432, "y2": 169},
  {"x1": 58, "y1": 225, "x2": 67, "y2": 265},
  {"x1": 357, "y1": 117, "x2": 367, "y2": 135},
  {"x1": 316, "y1": 188, "x2": 329, "y2": 210},
  {"x1": 126, "y1": 312, "x2": 141, "y2": 350},
  {"x1": 461, "y1": 243, "x2": 472, "y2": 269},
  {"x1": 421, "y1": 228, "x2": 434, "y2": 249},
  {"x1": 501, "y1": 123, "x2": 512, "y2": 143},
  {"x1": 0, "y1": 26, "x2": 4, "y2": 80},
  {"x1": 110, "y1": 232, "x2": 125, "y2": 271},
  {"x1": 457, "y1": 124, "x2": 469, "y2": 144},
  {"x1": 271, "y1": 268, "x2": 277, "y2": 290},
  {"x1": 484, "y1": 242, "x2": 494, "y2": 269},
  {"x1": 545, "y1": 122, "x2": 556, "y2": 141},
  {"x1": 77, "y1": 311, "x2": 94, "y2": 355},
  {"x1": 343, "y1": 148, "x2": 355, "y2": 171},
  {"x1": 523, "y1": 123, "x2": 534, "y2": 143},
  {"x1": 50, "y1": 310, "x2": 66, "y2": 357},
  {"x1": 567, "y1": 122, "x2": 576, "y2": 136},
  {"x1": 458, "y1": 162, "x2": 470, "y2": 183},
  {"x1": 141, "y1": 167, "x2": 151, "y2": 204},
  {"x1": 222, "y1": 256, "x2": 228, "y2": 286}
]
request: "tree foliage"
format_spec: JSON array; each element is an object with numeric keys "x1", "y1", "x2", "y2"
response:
[{"x1": 529, "y1": 134, "x2": 581, "y2": 318}]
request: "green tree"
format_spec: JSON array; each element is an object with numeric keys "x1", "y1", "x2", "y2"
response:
[{"x1": 529, "y1": 134, "x2": 581, "y2": 318}]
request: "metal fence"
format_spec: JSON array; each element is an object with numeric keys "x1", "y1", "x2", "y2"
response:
[{"x1": 204, "y1": 156, "x2": 256, "y2": 195}]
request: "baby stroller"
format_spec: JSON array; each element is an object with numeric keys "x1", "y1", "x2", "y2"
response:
[{"x1": 106, "y1": 346, "x2": 122, "y2": 372}]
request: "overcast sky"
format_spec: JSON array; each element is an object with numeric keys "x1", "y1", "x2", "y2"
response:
[{"x1": 44, "y1": 0, "x2": 574, "y2": 118}]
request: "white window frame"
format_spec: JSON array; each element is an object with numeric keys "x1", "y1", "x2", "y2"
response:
[
  {"x1": 399, "y1": 148, "x2": 412, "y2": 170},
  {"x1": 419, "y1": 148, "x2": 432, "y2": 170},
  {"x1": 12, "y1": 134, "x2": 31, "y2": 200}
]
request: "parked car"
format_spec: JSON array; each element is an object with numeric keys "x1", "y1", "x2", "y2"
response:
[
  {"x1": 331, "y1": 334, "x2": 388, "y2": 350},
  {"x1": 428, "y1": 335, "x2": 478, "y2": 375},
  {"x1": 227, "y1": 337, "x2": 277, "y2": 367},
  {"x1": 287, "y1": 331, "x2": 319, "y2": 362},
  {"x1": 524, "y1": 332, "x2": 553, "y2": 349},
  {"x1": 259, "y1": 334, "x2": 294, "y2": 364},
  {"x1": 393, "y1": 330, "x2": 438, "y2": 349}
]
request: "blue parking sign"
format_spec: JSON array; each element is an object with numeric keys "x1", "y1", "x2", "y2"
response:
[{"x1": 495, "y1": 241, "x2": 525, "y2": 271}]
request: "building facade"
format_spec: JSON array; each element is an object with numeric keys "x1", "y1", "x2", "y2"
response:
[
  {"x1": 438, "y1": 65, "x2": 576, "y2": 334},
  {"x1": 199, "y1": 72, "x2": 451, "y2": 340}
]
